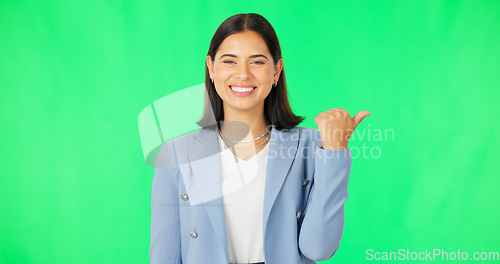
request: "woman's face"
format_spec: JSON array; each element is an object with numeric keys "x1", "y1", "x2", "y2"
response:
[{"x1": 207, "y1": 30, "x2": 283, "y2": 115}]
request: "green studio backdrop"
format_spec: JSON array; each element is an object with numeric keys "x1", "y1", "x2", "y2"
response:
[{"x1": 1, "y1": 0, "x2": 499, "y2": 263}]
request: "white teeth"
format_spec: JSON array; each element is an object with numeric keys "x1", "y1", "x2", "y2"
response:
[{"x1": 230, "y1": 86, "x2": 255, "y2": 93}]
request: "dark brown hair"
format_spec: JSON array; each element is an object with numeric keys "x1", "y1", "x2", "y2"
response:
[{"x1": 197, "y1": 13, "x2": 304, "y2": 130}]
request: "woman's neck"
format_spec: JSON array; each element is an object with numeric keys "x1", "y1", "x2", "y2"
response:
[{"x1": 219, "y1": 106, "x2": 270, "y2": 141}]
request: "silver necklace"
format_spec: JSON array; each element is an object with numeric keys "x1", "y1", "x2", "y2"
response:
[
  {"x1": 230, "y1": 133, "x2": 271, "y2": 150},
  {"x1": 219, "y1": 128, "x2": 270, "y2": 143},
  {"x1": 219, "y1": 131, "x2": 271, "y2": 161}
]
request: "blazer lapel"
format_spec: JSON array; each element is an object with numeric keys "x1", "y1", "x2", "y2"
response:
[
  {"x1": 262, "y1": 126, "x2": 299, "y2": 238},
  {"x1": 187, "y1": 126, "x2": 229, "y2": 263},
  {"x1": 185, "y1": 125, "x2": 299, "y2": 263}
]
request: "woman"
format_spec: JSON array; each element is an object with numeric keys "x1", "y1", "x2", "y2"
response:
[{"x1": 150, "y1": 13, "x2": 370, "y2": 264}]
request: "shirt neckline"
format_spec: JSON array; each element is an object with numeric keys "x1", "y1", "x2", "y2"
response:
[{"x1": 218, "y1": 133, "x2": 270, "y2": 163}]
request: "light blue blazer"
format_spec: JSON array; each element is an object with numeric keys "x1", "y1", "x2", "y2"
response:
[{"x1": 149, "y1": 125, "x2": 352, "y2": 264}]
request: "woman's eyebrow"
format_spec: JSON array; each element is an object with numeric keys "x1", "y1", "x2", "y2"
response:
[{"x1": 219, "y1": 54, "x2": 269, "y2": 60}]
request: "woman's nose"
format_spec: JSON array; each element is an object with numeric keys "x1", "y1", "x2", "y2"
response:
[{"x1": 235, "y1": 63, "x2": 250, "y2": 79}]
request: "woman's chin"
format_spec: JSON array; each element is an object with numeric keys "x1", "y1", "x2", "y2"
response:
[{"x1": 225, "y1": 101, "x2": 264, "y2": 113}]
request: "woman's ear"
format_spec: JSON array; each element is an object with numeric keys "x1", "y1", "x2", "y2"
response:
[
  {"x1": 273, "y1": 58, "x2": 283, "y2": 82},
  {"x1": 206, "y1": 55, "x2": 214, "y2": 78}
]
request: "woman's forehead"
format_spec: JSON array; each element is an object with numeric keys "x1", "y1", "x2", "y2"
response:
[{"x1": 217, "y1": 31, "x2": 270, "y2": 57}]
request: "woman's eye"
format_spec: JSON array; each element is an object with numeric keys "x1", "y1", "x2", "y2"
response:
[{"x1": 222, "y1": 60, "x2": 264, "y2": 65}]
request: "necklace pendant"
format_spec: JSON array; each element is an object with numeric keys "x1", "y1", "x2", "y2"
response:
[{"x1": 243, "y1": 155, "x2": 250, "y2": 161}]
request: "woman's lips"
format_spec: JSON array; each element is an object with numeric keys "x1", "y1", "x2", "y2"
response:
[{"x1": 229, "y1": 85, "x2": 256, "y2": 96}]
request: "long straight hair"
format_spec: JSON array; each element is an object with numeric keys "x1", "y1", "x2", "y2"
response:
[{"x1": 197, "y1": 13, "x2": 304, "y2": 130}]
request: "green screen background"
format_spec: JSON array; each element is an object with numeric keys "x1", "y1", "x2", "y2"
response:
[{"x1": 1, "y1": 0, "x2": 499, "y2": 263}]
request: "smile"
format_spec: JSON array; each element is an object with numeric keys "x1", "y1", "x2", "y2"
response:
[{"x1": 230, "y1": 86, "x2": 256, "y2": 93}]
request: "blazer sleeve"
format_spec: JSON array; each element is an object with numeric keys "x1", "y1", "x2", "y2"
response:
[
  {"x1": 298, "y1": 147, "x2": 352, "y2": 261},
  {"x1": 149, "y1": 142, "x2": 182, "y2": 264}
]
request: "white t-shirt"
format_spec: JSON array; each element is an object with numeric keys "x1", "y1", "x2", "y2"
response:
[{"x1": 218, "y1": 134, "x2": 269, "y2": 264}]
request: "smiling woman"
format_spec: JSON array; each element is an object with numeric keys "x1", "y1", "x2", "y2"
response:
[
  {"x1": 149, "y1": 12, "x2": 369, "y2": 264},
  {"x1": 208, "y1": 30, "x2": 277, "y2": 114},
  {"x1": 198, "y1": 15, "x2": 304, "y2": 131}
]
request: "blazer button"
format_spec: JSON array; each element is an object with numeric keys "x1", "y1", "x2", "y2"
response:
[
  {"x1": 296, "y1": 210, "x2": 302, "y2": 219},
  {"x1": 302, "y1": 179, "x2": 309, "y2": 186},
  {"x1": 189, "y1": 230, "x2": 197, "y2": 238},
  {"x1": 180, "y1": 193, "x2": 188, "y2": 201}
]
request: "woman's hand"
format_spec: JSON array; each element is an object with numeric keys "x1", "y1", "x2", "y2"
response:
[{"x1": 314, "y1": 108, "x2": 371, "y2": 150}]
